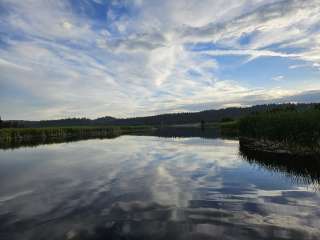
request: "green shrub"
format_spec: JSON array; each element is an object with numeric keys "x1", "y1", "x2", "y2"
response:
[
  {"x1": 239, "y1": 108, "x2": 320, "y2": 147},
  {"x1": 0, "y1": 125, "x2": 152, "y2": 146}
]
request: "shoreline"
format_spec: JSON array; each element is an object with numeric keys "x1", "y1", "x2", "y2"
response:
[
  {"x1": 0, "y1": 126, "x2": 154, "y2": 149},
  {"x1": 239, "y1": 137, "x2": 320, "y2": 156}
]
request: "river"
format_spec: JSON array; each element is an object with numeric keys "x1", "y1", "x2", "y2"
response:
[{"x1": 0, "y1": 134, "x2": 319, "y2": 239}]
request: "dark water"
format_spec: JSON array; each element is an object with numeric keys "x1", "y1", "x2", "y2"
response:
[{"x1": 0, "y1": 135, "x2": 320, "y2": 240}]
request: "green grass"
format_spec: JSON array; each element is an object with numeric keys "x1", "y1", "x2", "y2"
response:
[
  {"x1": 217, "y1": 120, "x2": 239, "y2": 136},
  {"x1": 0, "y1": 125, "x2": 153, "y2": 146},
  {"x1": 238, "y1": 108, "x2": 320, "y2": 148},
  {"x1": 0, "y1": 126, "x2": 117, "y2": 140}
]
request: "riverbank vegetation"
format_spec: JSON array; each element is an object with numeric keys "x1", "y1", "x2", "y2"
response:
[
  {"x1": 1, "y1": 104, "x2": 320, "y2": 153},
  {"x1": 218, "y1": 119, "x2": 239, "y2": 136},
  {"x1": 238, "y1": 105, "x2": 320, "y2": 154},
  {"x1": 0, "y1": 126, "x2": 153, "y2": 149}
]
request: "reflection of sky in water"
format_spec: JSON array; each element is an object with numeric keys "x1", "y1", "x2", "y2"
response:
[{"x1": 0, "y1": 136, "x2": 320, "y2": 240}]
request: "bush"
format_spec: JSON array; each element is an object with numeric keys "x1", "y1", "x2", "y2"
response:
[
  {"x1": 220, "y1": 117, "x2": 234, "y2": 123},
  {"x1": 239, "y1": 108, "x2": 320, "y2": 147}
]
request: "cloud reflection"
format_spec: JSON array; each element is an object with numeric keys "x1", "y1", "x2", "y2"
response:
[{"x1": 0, "y1": 136, "x2": 319, "y2": 239}]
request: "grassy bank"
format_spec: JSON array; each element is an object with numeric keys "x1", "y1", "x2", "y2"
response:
[
  {"x1": 238, "y1": 107, "x2": 320, "y2": 154},
  {"x1": 218, "y1": 120, "x2": 239, "y2": 137},
  {"x1": 0, "y1": 126, "x2": 153, "y2": 149}
]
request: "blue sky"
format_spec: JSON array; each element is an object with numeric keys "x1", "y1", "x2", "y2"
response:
[{"x1": 0, "y1": 0, "x2": 320, "y2": 120}]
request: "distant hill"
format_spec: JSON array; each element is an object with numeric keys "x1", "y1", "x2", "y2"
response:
[
  {"x1": 104, "y1": 103, "x2": 316, "y2": 126},
  {"x1": 1, "y1": 103, "x2": 318, "y2": 128}
]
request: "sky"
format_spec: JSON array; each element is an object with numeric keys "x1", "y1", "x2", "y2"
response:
[{"x1": 0, "y1": 0, "x2": 320, "y2": 120}]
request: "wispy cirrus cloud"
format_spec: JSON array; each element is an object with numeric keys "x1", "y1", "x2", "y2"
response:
[
  {"x1": 0, "y1": 0, "x2": 319, "y2": 120},
  {"x1": 272, "y1": 75, "x2": 284, "y2": 81}
]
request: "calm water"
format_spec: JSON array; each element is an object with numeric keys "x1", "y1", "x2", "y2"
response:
[{"x1": 0, "y1": 135, "x2": 320, "y2": 240}]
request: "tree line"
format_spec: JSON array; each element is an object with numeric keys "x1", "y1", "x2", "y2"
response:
[{"x1": 1, "y1": 103, "x2": 319, "y2": 128}]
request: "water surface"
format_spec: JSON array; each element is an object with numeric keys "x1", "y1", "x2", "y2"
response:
[{"x1": 0, "y1": 135, "x2": 320, "y2": 240}]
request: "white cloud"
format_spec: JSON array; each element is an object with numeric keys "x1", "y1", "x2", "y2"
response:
[
  {"x1": 0, "y1": 57, "x2": 32, "y2": 71},
  {"x1": 0, "y1": 0, "x2": 320, "y2": 119},
  {"x1": 272, "y1": 75, "x2": 284, "y2": 81},
  {"x1": 203, "y1": 49, "x2": 298, "y2": 61}
]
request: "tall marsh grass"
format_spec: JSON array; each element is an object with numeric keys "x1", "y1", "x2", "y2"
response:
[{"x1": 239, "y1": 108, "x2": 320, "y2": 147}]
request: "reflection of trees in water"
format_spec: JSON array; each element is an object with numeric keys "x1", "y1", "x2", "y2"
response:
[
  {"x1": 2, "y1": 136, "x2": 320, "y2": 239},
  {"x1": 0, "y1": 127, "x2": 236, "y2": 150},
  {"x1": 0, "y1": 134, "x2": 121, "y2": 150},
  {"x1": 239, "y1": 144, "x2": 320, "y2": 188},
  {"x1": 141, "y1": 127, "x2": 237, "y2": 140}
]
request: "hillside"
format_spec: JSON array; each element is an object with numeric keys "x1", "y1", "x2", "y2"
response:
[{"x1": 1, "y1": 103, "x2": 318, "y2": 128}]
